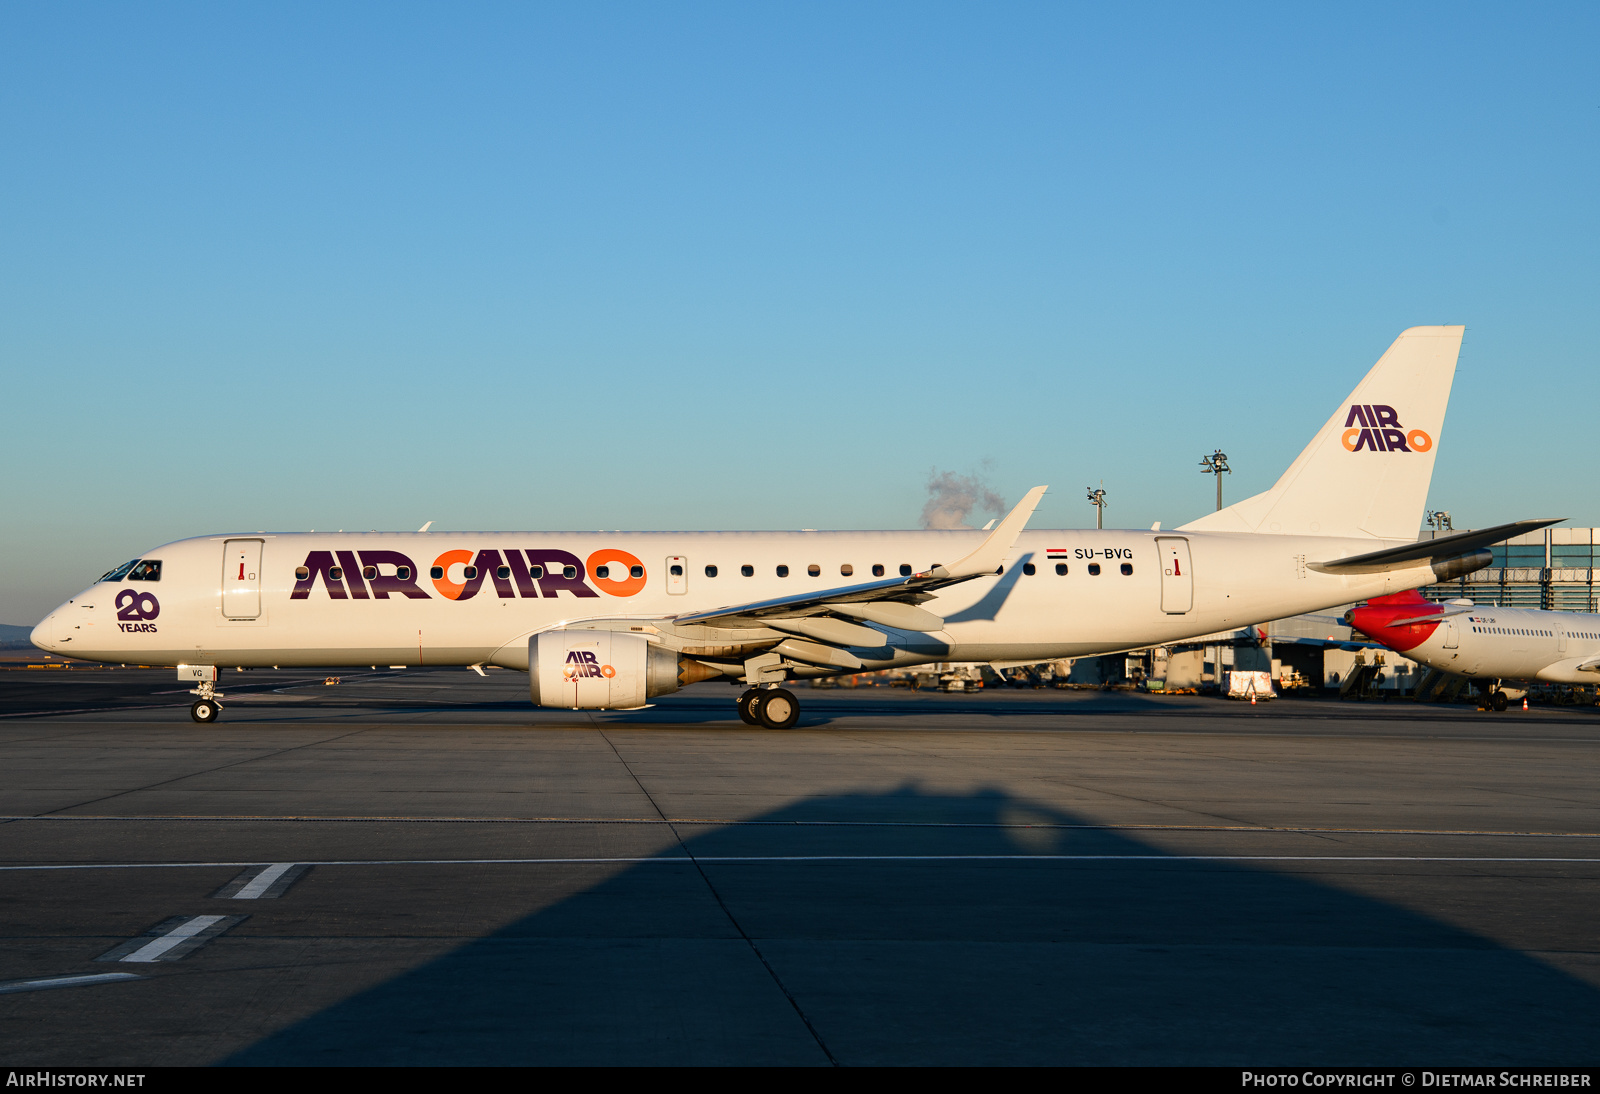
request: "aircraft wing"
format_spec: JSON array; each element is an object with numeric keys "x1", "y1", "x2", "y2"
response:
[
  {"x1": 1575, "y1": 657, "x2": 1600, "y2": 673},
  {"x1": 1308, "y1": 518, "x2": 1563, "y2": 575},
  {"x1": 672, "y1": 486, "x2": 1049, "y2": 634}
]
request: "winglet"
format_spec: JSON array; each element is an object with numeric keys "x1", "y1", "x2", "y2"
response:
[{"x1": 932, "y1": 485, "x2": 1048, "y2": 579}]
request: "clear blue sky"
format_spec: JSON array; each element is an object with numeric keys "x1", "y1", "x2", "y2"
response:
[{"x1": 2, "y1": 2, "x2": 1596, "y2": 624}]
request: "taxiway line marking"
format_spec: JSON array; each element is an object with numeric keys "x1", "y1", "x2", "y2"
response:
[
  {"x1": 4, "y1": 816, "x2": 1600, "y2": 838},
  {"x1": 0, "y1": 972, "x2": 142, "y2": 995},
  {"x1": 118, "y1": 915, "x2": 226, "y2": 963},
  {"x1": 5, "y1": 855, "x2": 1600, "y2": 872}
]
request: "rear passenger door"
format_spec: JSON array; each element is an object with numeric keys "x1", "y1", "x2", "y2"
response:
[{"x1": 1155, "y1": 537, "x2": 1193, "y2": 614}]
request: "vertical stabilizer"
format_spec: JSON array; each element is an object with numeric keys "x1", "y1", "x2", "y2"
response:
[{"x1": 1178, "y1": 326, "x2": 1463, "y2": 542}]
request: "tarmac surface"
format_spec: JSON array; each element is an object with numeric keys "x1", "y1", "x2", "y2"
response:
[{"x1": 1, "y1": 665, "x2": 1599, "y2": 1065}]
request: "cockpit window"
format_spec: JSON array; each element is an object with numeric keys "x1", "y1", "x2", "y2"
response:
[
  {"x1": 99, "y1": 560, "x2": 140, "y2": 582},
  {"x1": 128, "y1": 560, "x2": 162, "y2": 581}
]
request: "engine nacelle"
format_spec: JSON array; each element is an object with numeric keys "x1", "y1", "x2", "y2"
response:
[{"x1": 528, "y1": 630, "x2": 719, "y2": 709}]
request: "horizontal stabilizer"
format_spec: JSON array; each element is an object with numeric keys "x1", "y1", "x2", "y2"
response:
[
  {"x1": 1383, "y1": 606, "x2": 1475, "y2": 627},
  {"x1": 1309, "y1": 518, "x2": 1563, "y2": 575}
]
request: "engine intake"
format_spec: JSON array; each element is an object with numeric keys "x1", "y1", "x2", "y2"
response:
[{"x1": 528, "y1": 630, "x2": 719, "y2": 709}]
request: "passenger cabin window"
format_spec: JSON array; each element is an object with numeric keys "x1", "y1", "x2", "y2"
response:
[
  {"x1": 496, "y1": 566, "x2": 511, "y2": 580},
  {"x1": 1022, "y1": 563, "x2": 1036, "y2": 576},
  {"x1": 296, "y1": 566, "x2": 311, "y2": 580},
  {"x1": 704, "y1": 565, "x2": 717, "y2": 577},
  {"x1": 808, "y1": 564, "x2": 821, "y2": 577},
  {"x1": 396, "y1": 566, "x2": 412, "y2": 580},
  {"x1": 362, "y1": 565, "x2": 378, "y2": 580},
  {"x1": 741, "y1": 565, "x2": 754, "y2": 577},
  {"x1": 1055, "y1": 563, "x2": 1068, "y2": 575},
  {"x1": 530, "y1": 565, "x2": 545, "y2": 579},
  {"x1": 430, "y1": 566, "x2": 444, "y2": 579},
  {"x1": 99, "y1": 560, "x2": 140, "y2": 582},
  {"x1": 561, "y1": 565, "x2": 576, "y2": 579},
  {"x1": 1121, "y1": 563, "x2": 1133, "y2": 576},
  {"x1": 1088, "y1": 563, "x2": 1101, "y2": 576},
  {"x1": 329, "y1": 566, "x2": 344, "y2": 580},
  {"x1": 127, "y1": 560, "x2": 162, "y2": 581},
  {"x1": 841, "y1": 564, "x2": 853, "y2": 576},
  {"x1": 899, "y1": 564, "x2": 912, "y2": 576},
  {"x1": 632, "y1": 565, "x2": 645, "y2": 578},
  {"x1": 872, "y1": 564, "x2": 885, "y2": 577},
  {"x1": 670, "y1": 564, "x2": 684, "y2": 577},
  {"x1": 462, "y1": 566, "x2": 478, "y2": 580},
  {"x1": 776, "y1": 565, "x2": 790, "y2": 578},
  {"x1": 596, "y1": 565, "x2": 611, "y2": 579}
]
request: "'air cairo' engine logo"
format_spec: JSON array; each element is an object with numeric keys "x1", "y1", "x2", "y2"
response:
[
  {"x1": 562, "y1": 650, "x2": 615, "y2": 681},
  {"x1": 1341, "y1": 405, "x2": 1432, "y2": 453}
]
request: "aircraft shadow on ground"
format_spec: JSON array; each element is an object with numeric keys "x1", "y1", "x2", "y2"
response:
[{"x1": 223, "y1": 785, "x2": 1600, "y2": 1065}]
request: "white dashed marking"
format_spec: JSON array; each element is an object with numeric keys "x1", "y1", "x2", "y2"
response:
[{"x1": 97, "y1": 914, "x2": 247, "y2": 963}]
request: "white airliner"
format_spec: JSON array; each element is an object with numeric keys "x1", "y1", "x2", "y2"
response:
[
  {"x1": 1348, "y1": 591, "x2": 1598, "y2": 710},
  {"x1": 33, "y1": 326, "x2": 1552, "y2": 727}
]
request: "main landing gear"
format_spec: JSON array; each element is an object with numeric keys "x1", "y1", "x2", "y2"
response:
[
  {"x1": 737, "y1": 687, "x2": 801, "y2": 730},
  {"x1": 1477, "y1": 683, "x2": 1509, "y2": 712}
]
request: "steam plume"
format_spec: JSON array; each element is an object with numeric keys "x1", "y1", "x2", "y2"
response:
[{"x1": 920, "y1": 468, "x2": 1006, "y2": 530}]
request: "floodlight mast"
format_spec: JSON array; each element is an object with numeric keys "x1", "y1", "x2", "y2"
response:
[
  {"x1": 1199, "y1": 450, "x2": 1231, "y2": 511},
  {"x1": 1426, "y1": 510, "x2": 1454, "y2": 532},
  {"x1": 1086, "y1": 485, "x2": 1107, "y2": 530}
]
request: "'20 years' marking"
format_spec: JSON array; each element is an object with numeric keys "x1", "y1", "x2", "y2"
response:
[{"x1": 115, "y1": 590, "x2": 159, "y2": 633}]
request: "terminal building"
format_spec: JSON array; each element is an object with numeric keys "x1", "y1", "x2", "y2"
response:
[{"x1": 1422, "y1": 525, "x2": 1600, "y2": 611}]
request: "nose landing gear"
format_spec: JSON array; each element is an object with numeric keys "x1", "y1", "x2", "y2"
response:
[{"x1": 179, "y1": 664, "x2": 224, "y2": 724}]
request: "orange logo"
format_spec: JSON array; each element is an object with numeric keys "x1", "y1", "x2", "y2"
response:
[
  {"x1": 430, "y1": 549, "x2": 474, "y2": 600},
  {"x1": 587, "y1": 549, "x2": 646, "y2": 597}
]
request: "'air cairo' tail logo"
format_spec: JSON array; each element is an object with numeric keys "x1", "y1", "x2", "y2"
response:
[
  {"x1": 563, "y1": 650, "x2": 615, "y2": 681},
  {"x1": 1341, "y1": 405, "x2": 1432, "y2": 453}
]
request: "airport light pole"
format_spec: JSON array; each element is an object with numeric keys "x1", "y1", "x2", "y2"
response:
[
  {"x1": 1426, "y1": 510, "x2": 1454, "y2": 533},
  {"x1": 1086, "y1": 486, "x2": 1107, "y2": 530},
  {"x1": 1199, "y1": 450, "x2": 1231, "y2": 511}
]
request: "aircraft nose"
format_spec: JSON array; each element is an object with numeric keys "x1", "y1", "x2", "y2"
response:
[{"x1": 30, "y1": 615, "x2": 55, "y2": 651}]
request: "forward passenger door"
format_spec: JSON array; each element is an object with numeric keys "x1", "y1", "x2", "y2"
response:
[{"x1": 222, "y1": 539, "x2": 263, "y2": 620}]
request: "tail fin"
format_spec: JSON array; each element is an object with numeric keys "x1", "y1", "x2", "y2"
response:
[{"x1": 1178, "y1": 326, "x2": 1463, "y2": 542}]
